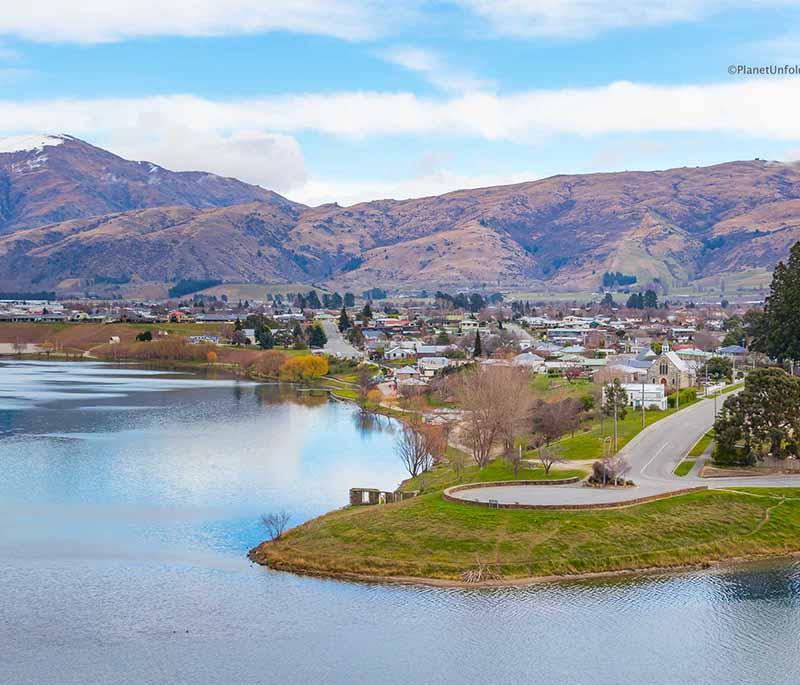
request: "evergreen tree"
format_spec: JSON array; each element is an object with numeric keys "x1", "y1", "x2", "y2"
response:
[
  {"x1": 757, "y1": 241, "x2": 800, "y2": 363},
  {"x1": 331, "y1": 292, "x2": 343, "y2": 308},
  {"x1": 338, "y1": 306, "x2": 352, "y2": 332},
  {"x1": 306, "y1": 290, "x2": 322, "y2": 309},
  {"x1": 473, "y1": 330, "x2": 482, "y2": 357},
  {"x1": 643, "y1": 289, "x2": 658, "y2": 309},
  {"x1": 362, "y1": 302, "x2": 373, "y2": 320},
  {"x1": 256, "y1": 326, "x2": 274, "y2": 349},
  {"x1": 292, "y1": 323, "x2": 305, "y2": 349},
  {"x1": 234, "y1": 317, "x2": 243, "y2": 331},
  {"x1": 344, "y1": 292, "x2": 355, "y2": 307},
  {"x1": 308, "y1": 324, "x2": 328, "y2": 349}
]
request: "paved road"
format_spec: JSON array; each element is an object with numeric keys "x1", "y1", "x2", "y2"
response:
[
  {"x1": 504, "y1": 322, "x2": 535, "y2": 343},
  {"x1": 320, "y1": 319, "x2": 363, "y2": 360},
  {"x1": 455, "y1": 390, "x2": 800, "y2": 507}
]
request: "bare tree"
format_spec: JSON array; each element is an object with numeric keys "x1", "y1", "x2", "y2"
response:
[
  {"x1": 396, "y1": 419, "x2": 434, "y2": 477},
  {"x1": 356, "y1": 364, "x2": 375, "y2": 403},
  {"x1": 261, "y1": 510, "x2": 291, "y2": 540},
  {"x1": 532, "y1": 397, "x2": 582, "y2": 445},
  {"x1": 454, "y1": 366, "x2": 533, "y2": 468},
  {"x1": 537, "y1": 444, "x2": 566, "y2": 475}
]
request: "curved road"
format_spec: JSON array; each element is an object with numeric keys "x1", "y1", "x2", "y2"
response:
[{"x1": 456, "y1": 391, "x2": 800, "y2": 507}]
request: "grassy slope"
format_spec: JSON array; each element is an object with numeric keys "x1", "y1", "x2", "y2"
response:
[
  {"x1": 400, "y1": 456, "x2": 586, "y2": 493},
  {"x1": 674, "y1": 460, "x2": 696, "y2": 477},
  {"x1": 253, "y1": 488, "x2": 800, "y2": 582}
]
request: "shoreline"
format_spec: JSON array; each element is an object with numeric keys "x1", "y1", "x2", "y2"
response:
[{"x1": 249, "y1": 543, "x2": 800, "y2": 589}]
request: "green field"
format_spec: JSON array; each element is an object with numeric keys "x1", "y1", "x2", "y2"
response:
[{"x1": 674, "y1": 460, "x2": 696, "y2": 477}]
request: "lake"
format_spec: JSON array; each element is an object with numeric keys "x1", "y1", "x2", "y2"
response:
[{"x1": 3, "y1": 360, "x2": 800, "y2": 684}]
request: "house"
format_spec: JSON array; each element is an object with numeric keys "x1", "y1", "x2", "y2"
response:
[
  {"x1": 415, "y1": 344, "x2": 452, "y2": 358},
  {"x1": 617, "y1": 383, "x2": 668, "y2": 410},
  {"x1": 717, "y1": 344, "x2": 747, "y2": 359},
  {"x1": 394, "y1": 365, "x2": 418, "y2": 382},
  {"x1": 384, "y1": 345, "x2": 412, "y2": 361},
  {"x1": 512, "y1": 351, "x2": 545, "y2": 371},
  {"x1": 459, "y1": 319, "x2": 480, "y2": 333},
  {"x1": 169, "y1": 310, "x2": 193, "y2": 323},
  {"x1": 418, "y1": 357, "x2": 450, "y2": 378},
  {"x1": 646, "y1": 351, "x2": 694, "y2": 391}
]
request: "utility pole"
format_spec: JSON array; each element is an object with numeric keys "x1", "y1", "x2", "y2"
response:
[{"x1": 641, "y1": 379, "x2": 645, "y2": 430}]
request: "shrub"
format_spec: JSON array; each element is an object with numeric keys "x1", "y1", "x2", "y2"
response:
[{"x1": 206, "y1": 350, "x2": 218, "y2": 364}]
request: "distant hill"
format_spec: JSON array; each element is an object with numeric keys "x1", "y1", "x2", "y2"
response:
[
  {"x1": 0, "y1": 135, "x2": 798, "y2": 296},
  {"x1": 0, "y1": 134, "x2": 292, "y2": 234}
]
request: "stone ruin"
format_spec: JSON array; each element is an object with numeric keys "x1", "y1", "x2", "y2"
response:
[{"x1": 349, "y1": 488, "x2": 419, "y2": 506}]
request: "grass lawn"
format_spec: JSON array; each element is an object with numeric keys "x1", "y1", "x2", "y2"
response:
[
  {"x1": 553, "y1": 399, "x2": 699, "y2": 460},
  {"x1": 689, "y1": 431, "x2": 714, "y2": 457},
  {"x1": 674, "y1": 460, "x2": 696, "y2": 477},
  {"x1": 252, "y1": 487, "x2": 800, "y2": 581},
  {"x1": 400, "y1": 455, "x2": 587, "y2": 493}
]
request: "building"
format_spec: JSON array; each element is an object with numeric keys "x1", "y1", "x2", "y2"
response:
[
  {"x1": 418, "y1": 356, "x2": 450, "y2": 378},
  {"x1": 617, "y1": 383, "x2": 668, "y2": 410},
  {"x1": 646, "y1": 351, "x2": 693, "y2": 391}
]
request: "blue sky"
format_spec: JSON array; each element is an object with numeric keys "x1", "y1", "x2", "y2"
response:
[{"x1": 1, "y1": 1, "x2": 800, "y2": 205}]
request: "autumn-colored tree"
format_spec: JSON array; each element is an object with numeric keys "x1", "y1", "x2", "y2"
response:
[
  {"x1": 279, "y1": 355, "x2": 329, "y2": 381},
  {"x1": 206, "y1": 350, "x2": 218, "y2": 364},
  {"x1": 251, "y1": 350, "x2": 288, "y2": 377}
]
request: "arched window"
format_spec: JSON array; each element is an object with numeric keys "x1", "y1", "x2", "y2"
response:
[{"x1": 659, "y1": 362, "x2": 668, "y2": 375}]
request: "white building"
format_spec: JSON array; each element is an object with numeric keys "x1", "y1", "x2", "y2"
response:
[{"x1": 616, "y1": 383, "x2": 668, "y2": 410}]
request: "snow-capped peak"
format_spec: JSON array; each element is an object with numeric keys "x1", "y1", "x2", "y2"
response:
[{"x1": 0, "y1": 134, "x2": 68, "y2": 154}]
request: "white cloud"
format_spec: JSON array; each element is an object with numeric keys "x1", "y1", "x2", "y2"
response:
[
  {"x1": 452, "y1": 0, "x2": 800, "y2": 39},
  {"x1": 2, "y1": 76, "x2": 800, "y2": 201},
  {"x1": 0, "y1": 0, "x2": 392, "y2": 43},
  {"x1": 379, "y1": 46, "x2": 493, "y2": 92},
  {"x1": 12, "y1": 78, "x2": 791, "y2": 142},
  {"x1": 3, "y1": 0, "x2": 793, "y2": 44},
  {"x1": 113, "y1": 128, "x2": 308, "y2": 192},
  {"x1": 289, "y1": 168, "x2": 538, "y2": 206}
]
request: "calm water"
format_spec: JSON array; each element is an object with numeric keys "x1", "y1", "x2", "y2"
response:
[{"x1": 3, "y1": 361, "x2": 800, "y2": 684}]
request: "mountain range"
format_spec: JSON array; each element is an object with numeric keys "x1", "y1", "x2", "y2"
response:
[{"x1": 0, "y1": 134, "x2": 797, "y2": 298}]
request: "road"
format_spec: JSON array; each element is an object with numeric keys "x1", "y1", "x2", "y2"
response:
[
  {"x1": 320, "y1": 319, "x2": 363, "y2": 360},
  {"x1": 454, "y1": 390, "x2": 800, "y2": 507},
  {"x1": 504, "y1": 322, "x2": 535, "y2": 343}
]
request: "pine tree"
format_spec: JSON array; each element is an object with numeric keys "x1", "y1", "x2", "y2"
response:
[
  {"x1": 760, "y1": 242, "x2": 800, "y2": 363},
  {"x1": 362, "y1": 302, "x2": 373, "y2": 320},
  {"x1": 473, "y1": 330, "x2": 482, "y2": 357},
  {"x1": 257, "y1": 326, "x2": 274, "y2": 349},
  {"x1": 308, "y1": 324, "x2": 328, "y2": 349},
  {"x1": 338, "y1": 306, "x2": 351, "y2": 332}
]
